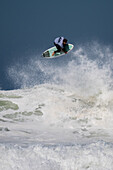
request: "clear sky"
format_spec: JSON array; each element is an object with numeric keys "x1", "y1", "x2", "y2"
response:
[{"x1": 0, "y1": 0, "x2": 113, "y2": 89}]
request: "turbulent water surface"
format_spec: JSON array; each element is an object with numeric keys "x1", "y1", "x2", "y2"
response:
[{"x1": 0, "y1": 42, "x2": 113, "y2": 170}]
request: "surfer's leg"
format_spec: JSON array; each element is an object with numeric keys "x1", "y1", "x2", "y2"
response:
[
  {"x1": 52, "y1": 43, "x2": 62, "y2": 56},
  {"x1": 55, "y1": 44, "x2": 62, "y2": 53}
]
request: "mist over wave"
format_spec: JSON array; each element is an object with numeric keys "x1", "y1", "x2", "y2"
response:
[{"x1": 8, "y1": 41, "x2": 113, "y2": 94}]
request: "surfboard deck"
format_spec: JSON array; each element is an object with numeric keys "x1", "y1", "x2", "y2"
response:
[{"x1": 42, "y1": 44, "x2": 74, "y2": 58}]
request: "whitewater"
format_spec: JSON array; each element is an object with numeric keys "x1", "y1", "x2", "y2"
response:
[{"x1": 0, "y1": 42, "x2": 113, "y2": 170}]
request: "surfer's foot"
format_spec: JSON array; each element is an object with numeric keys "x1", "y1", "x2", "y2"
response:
[{"x1": 52, "y1": 52, "x2": 55, "y2": 56}]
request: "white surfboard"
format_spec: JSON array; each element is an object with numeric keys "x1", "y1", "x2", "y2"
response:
[{"x1": 42, "y1": 44, "x2": 74, "y2": 58}]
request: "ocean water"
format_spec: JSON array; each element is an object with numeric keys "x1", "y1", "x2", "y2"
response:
[{"x1": 0, "y1": 42, "x2": 113, "y2": 170}]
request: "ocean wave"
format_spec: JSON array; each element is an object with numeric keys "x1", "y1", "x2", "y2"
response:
[{"x1": 0, "y1": 41, "x2": 113, "y2": 170}]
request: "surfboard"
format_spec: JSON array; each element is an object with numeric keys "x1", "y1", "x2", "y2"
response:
[{"x1": 42, "y1": 44, "x2": 74, "y2": 58}]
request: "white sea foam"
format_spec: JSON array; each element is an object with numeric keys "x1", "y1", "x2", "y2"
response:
[{"x1": 0, "y1": 141, "x2": 113, "y2": 170}]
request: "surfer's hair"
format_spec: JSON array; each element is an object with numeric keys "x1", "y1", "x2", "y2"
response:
[{"x1": 63, "y1": 39, "x2": 67, "y2": 43}]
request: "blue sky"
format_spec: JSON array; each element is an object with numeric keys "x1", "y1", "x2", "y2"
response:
[{"x1": 0, "y1": 0, "x2": 113, "y2": 89}]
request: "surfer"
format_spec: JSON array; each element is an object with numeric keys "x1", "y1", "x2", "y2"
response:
[{"x1": 52, "y1": 37, "x2": 68, "y2": 56}]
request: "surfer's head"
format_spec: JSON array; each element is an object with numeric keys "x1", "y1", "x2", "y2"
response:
[{"x1": 63, "y1": 39, "x2": 67, "y2": 44}]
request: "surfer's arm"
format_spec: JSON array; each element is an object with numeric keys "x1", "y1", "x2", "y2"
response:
[
  {"x1": 54, "y1": 44, "x2": 67, "y2": 54},
  {"x1": 61, "y1": 48, "x2": 67, "y2": 54}
]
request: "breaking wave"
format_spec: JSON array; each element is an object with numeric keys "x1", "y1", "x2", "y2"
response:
[{"x1": 0, "y1": 41, "x2": 113, "y2": 170}]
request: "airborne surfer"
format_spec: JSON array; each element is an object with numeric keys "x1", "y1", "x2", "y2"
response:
[
  {"x1": 42, "y1": 37, "x2": 73, "y2": 58},
  {"x1": 52, "y1": 37, "x2": 68, "y2": 56}
]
